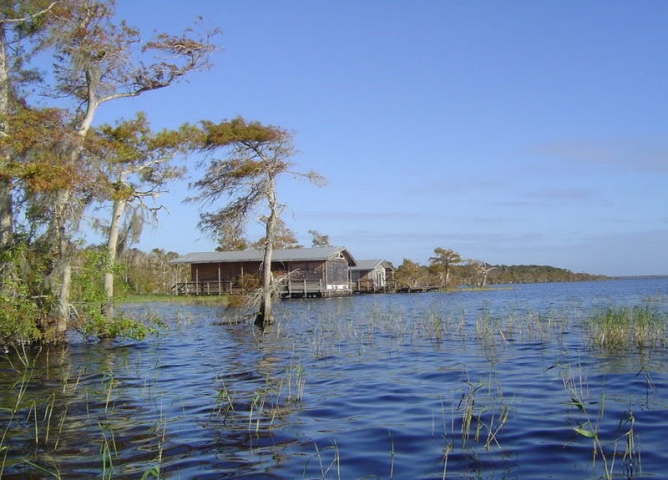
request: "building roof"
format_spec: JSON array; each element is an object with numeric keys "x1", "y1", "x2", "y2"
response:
[
  {"x1": 350, "y1": 259, "x2": 396, "y2": 271},
  {"x1": 171, "y1": 246, "x2": 357, "y2": 266}
]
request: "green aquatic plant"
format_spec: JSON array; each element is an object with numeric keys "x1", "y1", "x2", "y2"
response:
[
  {"x1": 1, "y1": 348, "x2": 36, "y2": 476},
  {"x1": 214, "y1": 377, "x2": 235, "y2": 416},
  {"x1": 561, "y1": 363, "x2": 610, "y2": 477},
  {"x1": 213, "y1": 364, "x2": 303, "y2": 434},
  {"x1": 586, "y1": 305, "x2": 667, "y2": 350},
  {"x1": 102, "y1": 368, "x2": 116, "y2": 414},
  {"x1": 22, "y1": 460, "x2": 62, "y2": 479},
  {"x1": 453, "y1": 373, "x2": 512, "y2": 453},
  {"x1": 472, "y1": 306, "x2": 569, "y2": 349},
  {"x1": 304, "y1": 441, "x2": 340, "y2": 480},
  {"x1": 286, "y1": 363, "x2": 306, "y2": 402},
  {"x1": 75, "y1": 313, "x2": 164, "y2": 341},
  {"x1": 457, "y1": 379, "x2": 483, "y2": 447},
  {"x1": 99, "y1": 421, "x2": 118, "y2": 480},
  {"x1": 248, "y1": 380, "x2": 270, "y2": 432},
  {"x1": 618, "y1": 409, "x2": 641, "y2": 478},
  {"x1": 388, "y1": 429, "x2": 395, "y2": 479},
  {"x1": 0, "y1": 348, "x2": 71, "y2": 478},
  {"x1": 561, "y1": 364, "x2": 642, "y2": 480},
  {"x1": 429, "y1": 370, "x2": 512, "y2": 480},
  {"x1": 139, "y1": 406, "x2": 167, "y2": 479}
]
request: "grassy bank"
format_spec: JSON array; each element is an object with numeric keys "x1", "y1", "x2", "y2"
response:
[{"x1": 120, "y1": 294, "x2": 234, "y2": 306}]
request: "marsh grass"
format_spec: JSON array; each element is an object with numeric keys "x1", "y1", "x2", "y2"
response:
[
  {"x1": 285, "y1": 363, "x2": 306, "y2": 402},
  {"x1": 214, "y1": 361, "x2": 306, "y2": 434},
  {"x1": 453, "y1": 375, "x2": 511, "y2": 452},
  {"x1": 561, "y1": 364, "x2": 641, "y2": 480},
  {"x1": 585, "y1": 305, "x2": 667, "y2": 350},
  {"x1": 2, "y1": 296, "x2": 665, "y2": 479},
  {"x1": 0, "y1": 347, "x2": 69, "y2": 478},
  {"x1": 122, "y1": 293, "x2": 230, "y2": 306},
  {"x1": 0, "y1": 347, "x2": 171, "y2": 479},
  {"x1": 304, "y1": 441, "x2": 340, "y2": 480},
  {"x1": 473, "y1": 307, "x2": 569, "y2": 348},
  {"x1": 174, "y1": 300, "x2": 663, "y2": 478},
  {"x1": 214, "y1": 378, "x2": 235, "y2": 415},
  {"x1": 99, "y1": 421, "x2": 118, "y2": 480}
]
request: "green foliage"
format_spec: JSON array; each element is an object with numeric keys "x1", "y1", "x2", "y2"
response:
[
  {"x1": 394, "y1": 258, "x2": 429, "y2": 289},
  {"x1": 0, "y1": 244, "x2": 48, "y2": 345},
  {"x1": 199, "y1": 117, "x2": 284, "y2": 148},
  {"x1": 429, "y1": 248, "x2": 462, "y2": 269},
  {"x1": 585, "y1": 304, "x2": 667, "y2": 350},
  {"x1": 250, "y1": 218, "x2": 302, "y2": 249},
  {"x1": 72, "y1": 249, "x2": 109, "y2": 310},
  {"x1": 77, "y1": 314, "x2": 163, "y2": 341},
  {"x1": 398, "y1": 247, "x2": 604, "y2": 291},
  {"x1": 0, "y1": 286, "x2": 44, "y2": 345},
  {"x1": 0, "y1": 292, "x2": 43, "y2": 343},
  {"x1": 465, "y1": 264, "x2": 605, "y2": 285},
  {"x1": 71, "y1": 249, "x2": 162, "y2": 340},
  {"x1": 429, "y1": 247, "x2": 462, "y2": 289},
  {"x1": 116, "y1": 248, "x2": 180, "y2": 295},
  {"x1": 0, "y1": 0, "x2": 220, "y2": 339}
]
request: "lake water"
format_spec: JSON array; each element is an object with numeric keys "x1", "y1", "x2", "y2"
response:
[{"x1": 2, "y1": 278, "x2": 668, "y2": 479}]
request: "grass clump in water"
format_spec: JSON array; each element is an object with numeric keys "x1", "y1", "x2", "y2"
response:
[
  {"x1": 586, "y1": 305, "x2": 667, "y2": 350},
  {"x1": 561, "y1": 363, "x2": 641, "y2": 480}
]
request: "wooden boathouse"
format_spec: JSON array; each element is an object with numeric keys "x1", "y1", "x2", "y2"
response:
[
  {"x1": 171, "y1": 246, "x2": 357, "y2": 298},
  {"x1": 350, "y1": 259, "x2": 396, "y2": 293}
]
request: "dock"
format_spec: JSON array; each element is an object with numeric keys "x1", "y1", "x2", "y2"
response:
[{"x1": 172, "y1": 280, "x2": 353, "y2": 298}]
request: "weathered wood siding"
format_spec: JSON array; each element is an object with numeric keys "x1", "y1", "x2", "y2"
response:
[
  {"x1": 351, "y1": 268, "x2": 373, "y2": 283},
  {"x1": 190, "y1": 260, "x2": 338, "y2": 284},
  {"x1": 191, "y1": 262, "x2": 262, "y2": 283},
  {"x1": 173, "y1": 247, "x2": 356, "y2": 297},
  {"x1": 352, "y1": 266, "x2": 383, "y2": 292}
]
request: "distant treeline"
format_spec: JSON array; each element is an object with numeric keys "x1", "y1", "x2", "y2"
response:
[
  {"x1": 457, "y1": 264, "x2": 607, "y2": 285},
  {"x1": 392, "y1": 248, "x2": 606, "y2": 291}
]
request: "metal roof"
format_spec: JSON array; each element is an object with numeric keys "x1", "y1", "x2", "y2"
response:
[
  {"x1": 171, "y1": 246, "x2": 357, "y2": 266},
  {"x1": 350, "y1": 259, "x2": 396, "y2": 271}
]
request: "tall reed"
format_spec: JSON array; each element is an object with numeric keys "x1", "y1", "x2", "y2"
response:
[
  {"x1": 560, "y1": 363, "x2": 641, "y2": 480},
  {"x1": 0, "y1": 346, "x2": 69, "y2": 478}
]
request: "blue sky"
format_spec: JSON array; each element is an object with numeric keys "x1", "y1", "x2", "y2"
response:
[{"x1": 97, "y1": 1, "x2": 668, "y2": 277}]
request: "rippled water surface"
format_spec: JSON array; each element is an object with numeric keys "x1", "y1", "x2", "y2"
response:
[{"x1": 2, "y1": 278, "x2": 668, "y2": 479}]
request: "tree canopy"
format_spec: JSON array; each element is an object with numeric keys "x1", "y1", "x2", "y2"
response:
[
  {"x1": 189, "y1": 117, "x2": 325, "y2": 327},
  {"x1": 0, "y1": 0, "x2": 219, "y2": 343}
]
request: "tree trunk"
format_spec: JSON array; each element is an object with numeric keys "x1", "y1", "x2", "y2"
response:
[
  {"x1": 255, "y1": 178, "x2": 278, "y2": 327},
  {"x1": 0, "y1": 179, "x2": 11, "y2": 248},
  {"x1": 0, "y1": 23, "x2": 12, "y2": 249},
  {"x1": 52, "y1": 189, "x2": 74, "y2": 335},
  {"x1": 56, "y1": 262, "x2": 71, "y2": 334},
  {"x1": 49, "y1": 67, "x2": 99, "y2": 332},
  {"x1": 104, "y1": 195, "x2": 127, "y2": 322}
]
